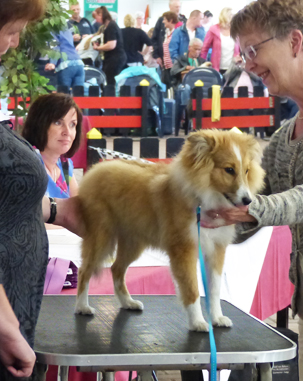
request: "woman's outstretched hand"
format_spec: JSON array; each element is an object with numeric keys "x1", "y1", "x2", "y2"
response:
[{"x1": 200, "y1": 205, "x2": 257, "y2": 229}]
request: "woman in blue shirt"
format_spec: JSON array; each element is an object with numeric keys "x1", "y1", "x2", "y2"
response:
[{"x1": 22, "y1": 93, "x2": 83, "y2": 198}]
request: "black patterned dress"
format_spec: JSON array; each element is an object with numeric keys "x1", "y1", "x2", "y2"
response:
[{"x1": 0, "y1": 121, "x2": 49, "y2": 379}]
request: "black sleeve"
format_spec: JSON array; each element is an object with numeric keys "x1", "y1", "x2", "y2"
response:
[
  {"x1": 171, "y1": 57, "x2": 187, "y2": 76},
  {"x1": 105, "y1": 22, "x2": 118, "y2": 42},
  {"x1": 140, "y1": 30, "x2": 152, "y2": 46},
  {"x1": 151, "y1": 17, "x2": 163, "y2": 59}
]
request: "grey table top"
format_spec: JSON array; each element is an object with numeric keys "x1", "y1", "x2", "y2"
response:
[{"x1": 34, "y1": 295, "x2": 296, "y2": 371}]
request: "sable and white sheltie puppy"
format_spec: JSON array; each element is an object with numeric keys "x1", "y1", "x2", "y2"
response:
[{"x1": 75, "y1": 129, "x2": 265, "y2": 331}]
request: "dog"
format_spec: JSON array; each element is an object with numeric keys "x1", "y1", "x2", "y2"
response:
[{"x1": 75, "y1": 129, "x2": 265, "y2": 331}]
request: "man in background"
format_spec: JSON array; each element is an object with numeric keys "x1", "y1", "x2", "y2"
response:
[
  {"x1": 151, "y1": 0, "x2": 186, "y2": 68},
  {"x1": 169, "y1": 10, "x2": 205, "y2": 62},
  {"x1": 68, "y1": 2, "x2": 93, "y2": 47},
  {"x1": 171, "y1": 37, "x2": 210, "y2": 87}
]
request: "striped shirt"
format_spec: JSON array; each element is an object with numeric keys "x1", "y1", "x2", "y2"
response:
[{"x1": 163, "y1": 29, "x2": 174, "y2": 69}]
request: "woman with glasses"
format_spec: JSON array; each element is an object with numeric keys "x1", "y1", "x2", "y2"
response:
[
  {"x1": 200, "y1": 7, "x2": 240, "y2": 73},
  {"x1": 200, "y1": 0, "x2": 303, "y2": 377}
]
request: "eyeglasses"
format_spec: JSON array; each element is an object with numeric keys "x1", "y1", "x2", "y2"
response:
[{"x1": 240, "y1": 37, "x2": 275, "y2": 64}]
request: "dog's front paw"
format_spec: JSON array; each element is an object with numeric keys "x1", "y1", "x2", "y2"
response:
[
  {"x1": 212, "y1": 315, "x2": 233, "y2": 327},
  {"x1": 121, "y1": 298, "x2": 144, "y2": 311},
  {"x1": 189, "y1": 319, "x2": 209, "y2": 332},
  {"x1": 74, "y1": 304, "x2": 96, "y2": 315}
]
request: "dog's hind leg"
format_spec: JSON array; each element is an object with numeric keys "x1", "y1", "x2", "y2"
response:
[
  {"x1": 111, "y1": 237, "x2": 145, "y2": 310},
  {"x1": 168, "y1": 244, "x2": 208, "y2": 332},
  {"x1": 75, "y1": 232, "x2": 115, "y2": 315},
  {"x1": 207, "y1": 243, "x2": 232, "y2": 328}
]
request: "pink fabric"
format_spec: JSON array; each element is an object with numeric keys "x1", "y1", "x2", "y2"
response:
[
  {"x1": 250, "y1": 226, "x2": 294, "y2": 320},
  {"x1": 71, "y1": 116, "x2": 92, "y2": 172},
  {"x1": 44, "y1": 258, "x2": 70, "y2": 295},
  {"x1": 200, "y1": 24, "x2": 240, "y2": 71}
]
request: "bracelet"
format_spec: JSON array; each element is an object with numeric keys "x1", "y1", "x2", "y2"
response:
[{"x1": 46, "y1": 197, "x2": 57, "y2": 224}]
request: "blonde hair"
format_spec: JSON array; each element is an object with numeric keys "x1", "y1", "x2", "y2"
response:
[
  {"x1": 219, "y1": 7, "x2": 233, "y2": 28},
  {"x1": 231, "y1": 0, "x2": 303, "y2": 40},
  {"x1": 84, "y1": 25, "x2": 105, "y2": 50},
  {"x1": 124, "y1": 14, "x2": 135, "y2": 27}
]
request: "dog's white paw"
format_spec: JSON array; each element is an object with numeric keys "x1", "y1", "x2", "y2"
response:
[
  {"x1": 189, "y1": 319, "x2": 209, "y2": 332},
  {"x1": 121, "y1": 298, "x2": 144, "y2": 310},
  {"x1": 212, "y1": 315, "x2": 233, "y2": 327},
  {"x1": 74, "y1": 305, "x2": 96, "y2": 315}
]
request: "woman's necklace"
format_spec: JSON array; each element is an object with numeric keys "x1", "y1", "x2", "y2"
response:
[{"x1": 297, "y1": 114, "x2": 303, "y2": 120}]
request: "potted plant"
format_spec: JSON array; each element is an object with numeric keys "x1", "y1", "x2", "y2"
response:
[{"x1": 0, "y1": 0, "x2": 74, "y2": 132}]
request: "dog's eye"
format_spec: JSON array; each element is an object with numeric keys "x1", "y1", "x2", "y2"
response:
[{"x1": 225, "y1": 167, "x2": 235, "y2": 175}]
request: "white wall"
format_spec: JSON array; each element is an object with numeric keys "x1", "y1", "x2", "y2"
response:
[{"x1": 71, "y1": 0, "x2": 251, "y2": 28}]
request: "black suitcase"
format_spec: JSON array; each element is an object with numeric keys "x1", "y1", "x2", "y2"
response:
[{"x1": 162, "y1": 98, "x2": 176, "y2": 135}]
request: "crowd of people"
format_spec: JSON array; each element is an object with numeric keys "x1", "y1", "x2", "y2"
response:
[
  {"x1": 2, "y1": 0, "x2": 303, "y2": 380},
  {"x1": 37, "y1": 0, "x2": 233, "y2": 91}
]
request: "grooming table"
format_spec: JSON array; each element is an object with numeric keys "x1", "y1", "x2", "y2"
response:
[{"x1": 34, "y1": 295, "x2": 296, "y2": 381}]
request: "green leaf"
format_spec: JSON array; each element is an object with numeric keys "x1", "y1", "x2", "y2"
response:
[
  {"x1": 20, "y1": 74, "x2": 28, "y2": 82},
  {"x1": 12, "y1": 75, "x2": 18, "y2": 85}
]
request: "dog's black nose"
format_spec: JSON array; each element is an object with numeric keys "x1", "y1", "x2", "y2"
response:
[{"x1": 242, "y1": 197, "x2": 252, "y2": 205}]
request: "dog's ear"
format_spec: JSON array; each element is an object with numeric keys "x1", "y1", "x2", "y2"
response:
[{"x1": 187, "y1": 131, "x2": 217, "y2": 160}]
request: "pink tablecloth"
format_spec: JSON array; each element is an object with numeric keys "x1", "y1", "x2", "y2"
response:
[{"x1": 250, "y1": 225, "x2": 294, "y2": 319}]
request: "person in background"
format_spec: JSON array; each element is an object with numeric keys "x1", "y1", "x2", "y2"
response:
[
  {"x1": 134, "y1": 11, "x2": 150, "y2": 33},
  {"x1": 161, "y1": 11, "x2": 178, "y2": 90},
  {"x1": 200, "y1": 7, "x2": 240, "y2": 74},
  {"x1": 44, "y1": 27, "x2": 85, "y2": 89},
  {"x1": 110, "y1": 12, "x2": 118, "y2": 23},
  {"x1": 68, "y1": 2, "x2": 93, "y2": 47},
  {"x1": 92, "y1": 6, "x2": 127, "y2": 85},
  {"x1": 144, "y1": 28, "x2": 160, "y2": 69},
  {"x1": 22, "y1": 93, "x2": 82, "y2": 199},
  {"x1": 0, "y1": 0, "x2": 83, "y2": 380},
  {"x1": 121, "y1": 14, "x2": 152, "y2": 67},
  {"x1": 198, "y1": 0, "x2": 303, "y2": 377},
  {"x1": 171, "y1": 37, "x2": 210, "y2": 87},
  {"x1": 76, "y1": 24, "x2": 105, "y2": 66},
  {"x1": 169, "y1": 10, "x2": 205, "y2": 62},
  {"x1": 223, "y1": 59, "x2": 268, "y2": 98},
  {"x1": 151, "y1": 0, "x2": 186, "y2": 69},
  {"x1": 91, "y1": 9, "x2": 102, "y2": 33},
  {"x1": 201, "y1": 10, "x2": 213, "y2": 33}
]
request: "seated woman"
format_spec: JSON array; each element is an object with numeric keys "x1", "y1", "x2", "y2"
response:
[{"x1": 22, "y1": 93, "x2": 83, "y2": 198}]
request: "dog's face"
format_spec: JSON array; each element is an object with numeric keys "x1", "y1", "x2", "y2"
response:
[{"x1": 179, "y1": 129, "x2": 265, "y2": 206}]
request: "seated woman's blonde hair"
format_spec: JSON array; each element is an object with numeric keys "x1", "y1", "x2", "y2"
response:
[
  {"x1": 83, "y1": 24, "x2": 105, "y2": 51},
  {"x1": 124, "y1": 14, "x2": 135, "y2": 28}
]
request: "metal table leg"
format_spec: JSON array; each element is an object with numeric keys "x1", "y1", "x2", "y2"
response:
[
  {"x1": 57, "y1": 366, "x2": 69, "y2": 381},
  {"x1": 102, "y1": 372, "x2": 115, "y2": 381},
  {"x1": 259, "y1": 363, "x2": 272, "y2": 381},
  {"x1": 137, "y1": 371, "x2": 153, "y2": 380}
]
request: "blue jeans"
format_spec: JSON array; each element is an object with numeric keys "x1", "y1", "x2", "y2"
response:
[{"x1": 57, "y1": 65, "x2": 85, "y2": 88}]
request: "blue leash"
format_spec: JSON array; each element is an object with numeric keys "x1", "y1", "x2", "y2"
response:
[{"x1": 196, "y1": 206, "x2": 217, "y2": 381}]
